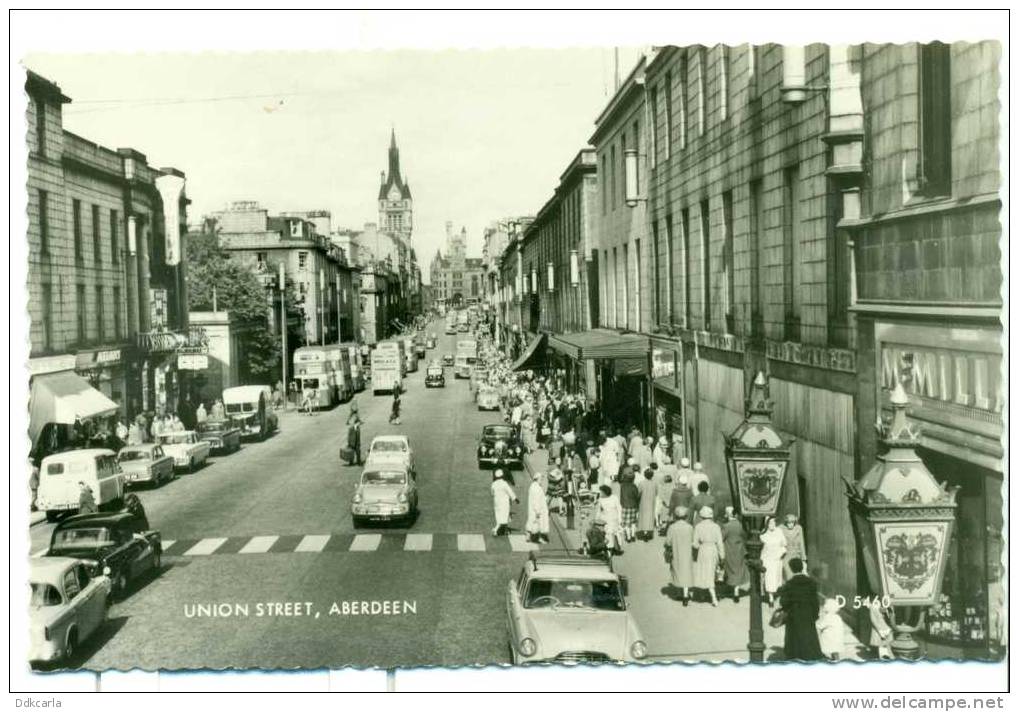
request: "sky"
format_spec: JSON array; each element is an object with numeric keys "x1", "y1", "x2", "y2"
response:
[{"x1": 24, "y1": 48, "x2": 643, "y2": 280}]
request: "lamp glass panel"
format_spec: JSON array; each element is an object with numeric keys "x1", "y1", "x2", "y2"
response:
[
  {"x1": 874, "y1": 520, "x2": 952, "y2": 606},
  {"x1": 734, "y1": 458, "x2": 787, "y2": 516}
]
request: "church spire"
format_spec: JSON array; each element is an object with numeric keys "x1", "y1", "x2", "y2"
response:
[{"x1": 388, "y1": 128, "x2": 401, "y2": 183}]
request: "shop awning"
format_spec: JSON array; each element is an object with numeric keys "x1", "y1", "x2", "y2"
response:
[
  {"x1": 29, "y1": 371, "x2": 119, "y2": 444},
  {"x1": 548, "y1": 328, "x2": 650, "y2": 361},
  {"x1": 511, "y1": 333, "x2": 547, "y2": 371}
]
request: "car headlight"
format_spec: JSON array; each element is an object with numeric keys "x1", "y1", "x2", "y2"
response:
[
  {"x1": 630, "y1": 641, "x2": 648, "y2": 660},
  {"x1": 353, "y1": 493, "x2": 363, "y2": 504},
  {"x1": 397, "y1": 492, "x2": 408, "y2": 503},
  {"x1": 519, "y1": 638, "x2": 537, "y2": 657}
]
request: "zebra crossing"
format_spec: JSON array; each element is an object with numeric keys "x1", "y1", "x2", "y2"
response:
[{"x1": 159, "y1": 531, "x2": 544, "y2": 558}]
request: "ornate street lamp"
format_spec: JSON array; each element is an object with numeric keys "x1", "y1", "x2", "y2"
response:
[
  {"x1": 547, "y1": 262, "x2": 555, "y2": 293},
  {"x1": 569, "y1": 249, "x2": 580, "y2": 287},
  {"x1": 845, "y1": 381, "x2": 958, "y2": 659},
  {"x1": 723, "y1": 371, "x2": 794, "y2": 663}
]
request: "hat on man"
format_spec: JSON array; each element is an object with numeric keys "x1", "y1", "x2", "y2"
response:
[
  {"x1": 494, "y1": 469, "x2": 505, "y2": 479},
  {"x1": 673, "y1": 506, "x2": 689, "y2": 519},
  {"x1": 699, "y1": 505, "x2": 714, "y2": 519},
  {"x1": 680, "y1": 457, "x2": 691, "y2": 468},
  {"x1": 693, "y1": 462, "x2": 704, "y2": 472}
]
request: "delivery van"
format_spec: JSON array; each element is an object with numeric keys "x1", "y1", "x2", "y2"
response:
[{"x1": 36, "y1": 449, "x2": 126, "y2": 522}]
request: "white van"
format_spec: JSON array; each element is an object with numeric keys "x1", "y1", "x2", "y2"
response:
[{"x1": 36, "y1": 449, "x2": 125, "y2": 522}]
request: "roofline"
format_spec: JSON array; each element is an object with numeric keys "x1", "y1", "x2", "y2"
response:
[
  {"x1": 25, "y1": 70, "x2": 71, "y2": 104},
  {"x1": 589, "y1": 54, "x2": 648, "y2": 144}
]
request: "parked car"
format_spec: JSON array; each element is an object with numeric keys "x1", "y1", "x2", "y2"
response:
[
  {"x1": 477, "y1": 423, "x2": 525, "y2": 469},
  {"x1": 36, "y1": 449, "x2": 125, "y2": 522},
  {"x1": 197, "y1": 419, "x2": 241, "y2": 454},
  {"x1": 350, "y1": 463, "x2": 419, "y2": 527},
  {"x1": 117, "y1": 444, "x2": 175, "y2": 487},
  {"x1": 223, "y1": 385, "x2": 279, "y2": 440},
  {"x1": 43, "y1": 511, "x2": 161, "y2": 599},
  {"x1": 506, "y1": 552, "x2": 646, "y2": 665},
  {"x1": 157, "y1": 431, "x2": 212, "y2": 473},
  {"x1": 365, "y1": 435, "x2": 415, "y2": 474},
  {"x1": 425, "y1": 366, "x2": 445, "y2": 388},
  {"x1": 29, "y1": 557, "x2": 111, "y2": 665},
  {"x1": 426, "y1": 334, "x2": 437, "y2": 349},
  {"x1": 477, "y1": 385, "x2": 501, "y2": 411}
]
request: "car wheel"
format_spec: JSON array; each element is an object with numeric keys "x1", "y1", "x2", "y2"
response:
[
  {"x1": 114, "y1": 571, "x2": 129, "y2": 600},
  {"x1": 152, "y1": 549, "x2": 162, "y2": 572},
  {"x1": 188, "y1": 457, "x2": 195, "y2": 474},
  {"x1": 352, "y1": 516, "x2": 364, "y2": 528},
  {"x1": 64, "y1": 629, "x2": 78, "y2": 662}
]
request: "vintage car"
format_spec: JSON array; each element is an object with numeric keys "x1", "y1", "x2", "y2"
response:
[
  {"x1": 43, "y1": 511, "x2": 161, "y2": 600},
  {"x1": 506, "y1": 552, "x2": 647, "y2": 665},
  {"x1": 414, "y1": 339, "x2": 427, "y2": 359},
  {"x1": 477, "y1": 423, "x2": 525, "y2": 469},
  {"x1": 29, "y1": 557, "x2": 111, "y2": 665},
  {"x1": 442, "y1": 353, "x2": 455, "y2": 367},
  {"x1": 350, "y1": 464, "x2": 419, "y2": 527},
  {"x1": 223, "y1": 385, "x2": 279, "y2": 440},
  {"x1": 36, "y1": 449, "x2": 125, "y2": 522},
  {"x1": 365, "y1": 435, "x2": 415, "y2": 474},
  {"x1": 157, "y1": 431, "x2": 212, "y2": 472},
  {"x1": 477, "y1": 385, "x2": 501, "y2": 411},
  {"x1": 470, "y1": 368, "x2": 490, "y2": 393},
  {"x1": 197, "y1": 419, "x2": 241, "y2": 454},
  {"x1": 117, "y1": 444, "x2": 175, "y2": 487},
  {"x1": 425, "y1": 365, "x2": 445, "y2": 388},
  {"x1": 426, "y1": 334, "x2": 437, "y2": 349}
]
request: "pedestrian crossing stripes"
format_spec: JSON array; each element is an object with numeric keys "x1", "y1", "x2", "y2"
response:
[{"x1": 159, "y1": 531, "x2": 555, "y2": 558}]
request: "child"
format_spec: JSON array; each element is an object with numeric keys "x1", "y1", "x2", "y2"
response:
[{"x1": 817, "y1": 598, "x2": 846, "y2": 661}]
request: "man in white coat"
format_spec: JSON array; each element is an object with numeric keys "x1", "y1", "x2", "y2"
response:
[
  {"x1": 525, "y1": 471, "x2": 550, "y2": 543},
  {"x1": 491, "y1": 469, "x2": 519, "y2": 537}
]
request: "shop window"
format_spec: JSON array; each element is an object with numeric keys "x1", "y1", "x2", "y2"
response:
[{"x1": 917, "y1": 42, "x2": 952, "y2": 197}]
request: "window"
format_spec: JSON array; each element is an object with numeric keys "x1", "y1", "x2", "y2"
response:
[
  {"x1": 749, "y1": 180, "x2": 764, "y2": 339},
  {"x1": 610, "y1": 247, "x2": 618, "y2": 327},
  {"x1": 632, "y1": 120, "x2": 640, "y2": 197},
  {"x1": 650, "y1": 86, "x2": 659, "y2": 168},
  {"x1": 35, "y1": 98, "x2": 45, "y2": 157},
  {"x1": 679, "y1": 57, "x2": 688, "y2": 149},
  {"x1": 110, "y1": 210, "x2": 119, "y2": 263},
  {"x1": 40, "y1": 282, "x2": 52, "y2": 350},
  {"x1": 634, "y1": 238, "x2": 641, "y2": 332},
  {"x1": 610, "y1": 144, "x2": 617, "y2": 211},
  {"x1": 697, "y1": 48, "x2": 707, "y2": 136},
  {"x1": 665, "y1": 215, "x2": 675, "y2": 324},
  {"x1": 748, "y1": 44, "x2": 760, "y2": 101},
  {"x1": 298, "y1": 251, "x2": 309, "y2": 271},
  {"x1": 664, "y1": 70, "x2": 674, "y2": 157},
  {"x1": 256, "y1": 251, "x2": 267, "y2": 269},
  {"x1": 918, "y1": 42, "x2": 952, "y2": 195},
  {"x1": 827, "y1": 179, "x2": 850, "y2": 347},
  {"x1": 290, "y1": 221, "x2": 302, "y2": 238},
  {"x1": 783, "y1": 165, "x2": 802, "y2": 340},
  {"x1": 700, "y1": 200, "x2": 711, "y2": 330},
  {"x1": 73, "y1": 199, "x2": 83, "y2": 261},
  {"x1": 601, "y1": 155, "x2": 607, "y2": 214},
  {"x1": 76, "y1": 284, "x2": 87, "y2": 343},
  {"x1": 681, "y1": 208, "x2": 692, "y2": 327},
  {"x1": 95, "y1": 285, "x2": 105, "y2": 340},
  {"x1": 92, "y1": 204, "x2": 101, "y2": 263},
  {"x1": 37, "y1": 189, "x2": 49, "y2": 254},
  {"x1": 719, "y1": 45, "x2": 730, "y2": 121},
  {"x1": 652, "y1": 221, "x2": 661, "y2": 323},
  {"x1": 113, "y1": 286, "x2": 122, "y2": 338},
  {"x1": 722, "y1": 190, "x2": 735, "y2": 333}
]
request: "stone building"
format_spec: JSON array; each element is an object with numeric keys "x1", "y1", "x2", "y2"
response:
[
  {"x1": 26, "y1": 71, "x2": 192, "y2": 448},
  {"x1": 430, "y1": 222, "x2": 484, "y2": 308}
]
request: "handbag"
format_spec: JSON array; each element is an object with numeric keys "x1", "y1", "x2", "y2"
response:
[{"x1": 769, "y1": 608, "x2": 788, "y2": 628}]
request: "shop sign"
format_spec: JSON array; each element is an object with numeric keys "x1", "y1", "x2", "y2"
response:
[
  {"x1": 651, "y1": 348, "x2": 676, "y2": 379},
  {"x1": 178, "y1": 353, "x2": 209, "y2": 370},
  {"x1": 29, "y1": 354, "x2": 77, "y2": 376},
  {"x1": 881, "y1": 343, "x2": 1001, "y2": 413},
  {"x1": 76, "y1": 349, "x2": 122, "y2": 370}
]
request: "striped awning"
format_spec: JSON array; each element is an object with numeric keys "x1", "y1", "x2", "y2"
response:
[{"x1": 548, "y1": 329, "x2": 650, "y2": 361}]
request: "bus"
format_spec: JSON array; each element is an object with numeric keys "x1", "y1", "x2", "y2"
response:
[
  {"x1": 375, "y1": 341, "x2": 406, "y2": 377},
  {"x1": 402, "y1": 338, "x2": 418, "y2": 373},
  {"x1": 293, "y1": 346, "x2": 336, "y2": 409},
  {"x1": 323, "y1": 345, "x2": 354, "y2": 403},
  {"x1": 371, "y1": 349, "x2": 402, "y2": 395},
  {"x1": 340, "y1": 342, "x2": 366, "y2": 391}
]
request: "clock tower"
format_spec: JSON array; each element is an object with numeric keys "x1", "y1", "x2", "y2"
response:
[{"x1": 378, "y1": 128, "x2": 413, "y2": 241}]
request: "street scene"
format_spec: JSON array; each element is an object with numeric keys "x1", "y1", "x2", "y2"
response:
[{"x1": 21, "y1": 39, "x2": 1004, "y2": 673}]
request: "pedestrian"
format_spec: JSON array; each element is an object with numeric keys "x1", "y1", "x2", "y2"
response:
[
  {"x1": 389, "y1": 391, "x2": 401, "y2": 425},
  {"x1": 347, "y1": 400, "x2": 360, "y2": 424},
  {"x1": 653, "y1": 436, "x2": 671, "y2": 467},
  {"x1": 547, "y1": 428, "x2": 563, "y2": 468},
  {"x1": 211, "y1": 399, "x2": 225, "y2": 421},
  {"x1": 308, "y1": 388, "x2": 319, "y2": 415},
  {"x1": 300, "y1": 390, "x2": 311, "y2": 415},
  {"x1": 636, "y1": 468, "x2": 657, "y2": 542},
  {"x1": 594, "y1": 484, "x2": 624, "y2": 555},
  {"x1": 775, "y1": 558, "x2": 825, "y2": 661},
  {"x1": 78, "y1": 481, "x2": 97, "y2": 515},
  {"x1": 196, "y1": 402, "x2": 208, "y2": 424},
  {"x1": 693, "y1": 506, "x2": 725, "y2": 607},
  {"x1": 619, "y1": 469, "x2": 640, "y2": 543},
  {"x1": 817, "y1": 598, "x2": 846, "y2": 662},
  {"x1": 669, "y1": 472, "x2": 694, "y2": 516},
  {"x1": 691, "y1": 480, "x2": 716, "y2": 525},
  {"x1": 690, "y1": 461, "x2": 709, "y2": 492},
  {"x1": 346, "y1": 419, "x2": 362, "y2": 466},
  {"x1": 633, "y1": 436, "x2": 654, "y2": 472},
  {"x1": 761, "y1": 517, "x2": 788, "y2": 607},
  {"x1": 627, "y1": 426, "x2": 643, "y2": 455},
  {"x1": 115, "y1": 418, "x2": 129, "y2": 444},
  {"x1": 781, "y1": 513, "x2": 807, "y2": 579},
  {"x1": 525, "y1": 471, "x2": 550, "y2": 544},
  {"x1": 721, "y1": 506, "x2": 750, "y2": 603},
  {"x1": 655, "y1": 469, "x2": 675, "y2": 534},
  {"x1": 586, "y1": 442, "x2": 601, "y2": 488},
  {"x1": 598, "y1": 438, "x2": 620, "y2": 488},
  {"x1": 664, "y1": 506, "x2": 695, "y2": 605},
  {"x1": 868, "y1": 599, "x2": 895, "y2": 660},
  {"x1": 490, "y1": 469, "x2": 518, "y2": 536},
  {"x1": 127, "y1": 420, "x2": 144, "y2": 446}
]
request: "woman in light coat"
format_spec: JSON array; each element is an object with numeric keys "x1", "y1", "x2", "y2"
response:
[
  {"x1": 491, "y1": 470, "x2": 519, "y2": 537},
  {"x1": 693, "y1": 506, "x2": 725, "y2": 606},
  {"x1": 594, "y1": 484, "x2": 623, "y2": 554},
  {"x1": 760, "y1": 516, "x2": 787, "y2": 606},
  {"x1": 665, "y1": 506, "x2": 695, "y2": 605},
  {"x1": 525, "y1": 472, "x2": 550, "y2": 543},
  {"x1": 636, "y1": 469, "x2": 658, "y2": 541}
]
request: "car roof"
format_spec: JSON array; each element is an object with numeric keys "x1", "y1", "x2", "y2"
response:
[
  {"x1": 371, "y1": 435, "x2": 409, "y2": 444},
  {"x1": 223, "y1": 385, "x2": 269, "y2": 402},
  {"x1": 30, "y1": 557, "x2": 82, "y2": 583},
  {"x1": 524, "y1": 555, "x2": 617, "y2": 581},
  {"x1": 56, "y1": 511, "x2": 135, "y2": 529},
  {"x1": 120, "y1": 444, "x2": 156, "y2": 451},
  {"x1": 41, "y1": 448, "x2": 115, "y2": 464},
  {"x1": 158, "y1": 430, "x2": 195, "y2": 437}
]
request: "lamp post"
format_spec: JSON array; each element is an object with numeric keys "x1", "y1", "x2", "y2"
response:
[
  {"x1": 723, "y1": 371, "x2": 794, "y2": 663},
  {"x1": 845, "y1": 381, "x2": 958, "y2": 660},
  {"x1": 318, "y1": 269, "x2": 326, "y2": 345},
  {"x1": 278, "y1": 263, "x2": 288, "y2": 412}
]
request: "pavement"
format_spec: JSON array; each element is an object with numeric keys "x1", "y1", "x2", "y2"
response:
[{"x1": 522, "y1": 447, "x2": 868, "y2": 663}]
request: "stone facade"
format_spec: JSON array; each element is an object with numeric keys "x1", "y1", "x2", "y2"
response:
[{"x1": 430, "y1": 223, "x2": 484, "y2": 307}]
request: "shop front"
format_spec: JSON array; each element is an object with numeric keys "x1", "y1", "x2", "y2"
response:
[
  {"x1": 74, "y1": 345, "x2": 133, "y2": 420},
  {"x1": 869, "y1": 320, "x2": 1004, "y2": 659}
]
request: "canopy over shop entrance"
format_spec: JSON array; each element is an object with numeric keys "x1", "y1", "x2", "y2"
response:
[
  {"x1": 548, "y1": 328, "x2": 650, "y2": 361},
  {"x1": 511, "y1": 333, "x2": 547, "y2": 372},
  {"x1": 29, "y1": 371, "x2": 119, "y2": 445}
]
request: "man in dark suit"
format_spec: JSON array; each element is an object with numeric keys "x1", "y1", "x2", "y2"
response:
[{"x1": 777, "y1": 557, "x2": 825, "y2": 661}]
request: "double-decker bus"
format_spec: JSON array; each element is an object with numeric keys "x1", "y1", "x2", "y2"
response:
[
  {"x1": 293, "y1": 346, "x2": 336, "y2": 409},
  {"x1": 323, "y1": 345, "x2": 354, "y2": 403}
]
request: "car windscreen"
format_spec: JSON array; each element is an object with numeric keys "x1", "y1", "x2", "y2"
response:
[
  {"x1": 524, "y1": 579, "x2": 625, "y2": 612},
  {"x1": 361, "y1": 471, "x2": 407, "y2": 485},
  {"x1": 371, "y1": 440, "x2": 407, "y2": 452},
  {"x1": 159, "y1": 433, "x2": 191, "y2": 444},
  {"x1": 483, "y1": 426, "x2": 514, "y2": 440},
  {"x1": 199, "y1": 422, "x2": 227, "y2": 433},
  {"x1": 427, "y1": 368, "x2": 443, "y2": 376},
  {"x1": 226, "y1": 403, "x2": 256, "y2": 414},
  {"x1": 30, "y1": 583, "x2": 63, "y2": 607},
  {"x1": 51, "y1": 527, "x2": 112, "y2": 551},
  {"x1": 118, "y1": 450, "x2": 151, "y2": 461}
]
